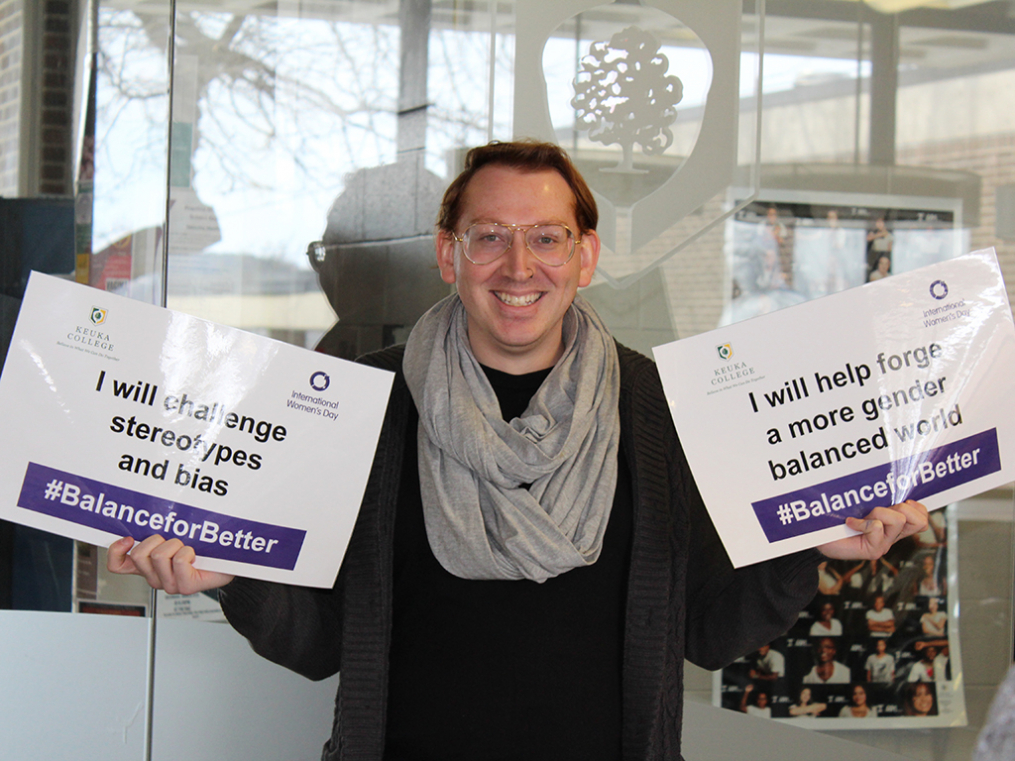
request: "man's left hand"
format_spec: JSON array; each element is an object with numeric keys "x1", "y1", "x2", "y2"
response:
[{"x1": 817, "y1": 500, "x2": 928, "y2": 560}]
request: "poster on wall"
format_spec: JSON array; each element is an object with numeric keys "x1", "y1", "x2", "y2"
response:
[
  {"x1": 723, "y1": 195, "x2": 967, "y2": 326},
  {"x1": 717, "y1": 506, "x2": 965, "y2": 728},
  {"x1": 701, "y1": 197, "x2": 983, "y2": 730},
  {"x1": 0, "y1": 273, "x2": 393, "y2": 588}
]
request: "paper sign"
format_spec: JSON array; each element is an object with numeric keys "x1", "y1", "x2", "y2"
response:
[
  {"x1": 653, "y1": 249, "x2": 1015, "y2": 567},
  {"x1": 0, "y1": 273, "x2": 393, "y2": 587}
]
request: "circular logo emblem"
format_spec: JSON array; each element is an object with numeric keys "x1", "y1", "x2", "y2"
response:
[
  {"x1": 930, "y1": 280, "x2": 948, "y2": 300},
  {"x1": 310, "y1": 371, "x2": 330, "y2": 392}
]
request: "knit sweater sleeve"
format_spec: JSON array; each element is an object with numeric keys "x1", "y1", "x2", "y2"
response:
[
  {"x1": 219, "y1": 344, "x2": 408, "y2": 682},
  {"x1": 674, "y1": 411, "x2": 820, "y2": 669},
  {"x1": 219, "y1": 573, "x2": 346, "y2": 681},
  {"x1": 682, "y1": 516, "x2": 821, "y2": 670}
]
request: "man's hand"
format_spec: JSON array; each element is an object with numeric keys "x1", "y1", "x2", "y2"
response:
[
  {"x1": 817, "y1": 500, "x2": 928, "y2": 561},
  {"x1": 107, "y1": 535, "x2": 234, "y2": 595}
]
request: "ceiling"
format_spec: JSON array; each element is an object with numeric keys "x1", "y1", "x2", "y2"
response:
[{"x1": 107, "y1": 0, "x2": 1015, "y2": 76}]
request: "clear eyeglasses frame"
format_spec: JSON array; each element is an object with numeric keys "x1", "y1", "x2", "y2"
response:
[{"x1": 450, "y1": 223, "x2": 581, "y2": 267}]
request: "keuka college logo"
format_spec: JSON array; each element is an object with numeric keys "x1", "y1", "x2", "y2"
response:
[
  {"x1": 67, "y1": 305, "x2": 115, "y2": 351},
  {"x1": 711, "y1": 341, "x2": 757, "y2": 389}
]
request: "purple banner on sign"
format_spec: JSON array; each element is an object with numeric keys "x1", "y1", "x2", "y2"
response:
[
  {"x1": 752, "y1": 429, "x2": 1001, "y2": 543},
  {"x1": 18, "y1": 462, "x2": 305, "y2": 570}
]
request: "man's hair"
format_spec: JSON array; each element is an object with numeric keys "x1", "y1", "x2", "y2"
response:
[{"x1": 436, "y1": 140, "x2": 598, "y2": 234}]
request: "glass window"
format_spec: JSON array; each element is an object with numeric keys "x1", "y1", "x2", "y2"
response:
[{"x1": 2, "y1": 2, "x2": 1012, "y2": 758}]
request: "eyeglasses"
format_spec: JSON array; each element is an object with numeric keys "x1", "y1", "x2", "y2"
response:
[
  {"x1": 451, "y1": 223, "x2": 580, "y2": 267},
  {"x1": 307, "y1": 240, "x2": 329, "y2": 265}
]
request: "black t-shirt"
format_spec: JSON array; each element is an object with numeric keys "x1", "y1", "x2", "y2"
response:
[{"x1": 384, "y1": 365, "x2": 633, "y2": 761}]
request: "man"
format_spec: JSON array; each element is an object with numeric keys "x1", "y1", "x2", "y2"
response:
[
  {"x1": 749, "y1": 644, "x2": 785, "y2": 682},
  {"x1": 107, "y1": 140, "x2": 926, "y2": 760},
  {"x1": 909, "y1": 643, "x2": 950, "y2": 684},
  {"x1": 803, "y1": 637, "x2": 852, "y2": 685},
  {"x1": 865, "y1": 638, "x2": 896, "y2": 683},
  {"x1": 866, "y1": 594, "x2": 896, "y2": 637}
]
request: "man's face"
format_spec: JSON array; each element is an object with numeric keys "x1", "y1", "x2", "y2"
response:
[
  {"x1": 924, "y1": 646, "x2": 938, "y2": 662},
  {"x1": 876, "y1": 639, "x2": 887, "y2": 655},
  {"x1": 874, "y1": 596, "x2": 885, "y2": 611},
  {"x1": 818, "y1": 638, "x2": 836, "y2": 662},
  {"x1": 756, "y1": 692, "x2": 769, "y2": 708},
  {"x1": 436, "y1": 164, "x2": 600, "y2": 374}
]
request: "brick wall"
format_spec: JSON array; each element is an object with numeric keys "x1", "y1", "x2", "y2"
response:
[
  {"x1": 0, "y1": 0, "x2": 23, "y2": 195},
  {"x1": 39, "y1": 0, "x2": 73, "y2": 196},
  {"x1": 0, "y1": 0, "x2": 75, "y2": 197}
]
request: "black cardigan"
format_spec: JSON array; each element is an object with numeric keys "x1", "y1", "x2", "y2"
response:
[{"x1": 220, "y1": 343, "x2": 820, "y2": 760}]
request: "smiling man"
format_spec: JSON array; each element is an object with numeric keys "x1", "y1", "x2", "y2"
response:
[
  {"x1": 108, "y1": 140, "x2": 927, "y2": 761},
  {"x1": 433, "y1": 157, "x2": 599, "y2": 373}
]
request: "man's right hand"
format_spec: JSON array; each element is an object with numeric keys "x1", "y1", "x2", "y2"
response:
[{"x1": 107, "y1": 535, "x2": 234, "y2": 595}]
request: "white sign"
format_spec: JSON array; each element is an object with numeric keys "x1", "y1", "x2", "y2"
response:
[
  {"x1": 653, "y1": 249, "x2": 1015, "y2": 567},
  {"x1": 0, "y1": 273, "x2": 393, "y2": 587}
]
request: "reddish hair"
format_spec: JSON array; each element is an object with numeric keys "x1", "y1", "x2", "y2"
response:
[{"x1": 437, "y1": 140, "x2": 598, "y2": 234}]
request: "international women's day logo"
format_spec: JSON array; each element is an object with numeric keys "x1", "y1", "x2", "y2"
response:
[{"x1": 310, "y1": 371, "x2": 330, "y2": 392}]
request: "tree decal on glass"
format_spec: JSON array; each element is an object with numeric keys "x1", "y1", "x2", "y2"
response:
[{"x1": 571, "y1": 26, "x2": 684, "y2": 173}]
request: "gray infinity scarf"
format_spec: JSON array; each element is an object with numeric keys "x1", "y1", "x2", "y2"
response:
[{"x1": 403, "y1": 294, "x2": 621, "y2": 583}]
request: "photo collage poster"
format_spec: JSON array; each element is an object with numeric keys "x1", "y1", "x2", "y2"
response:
[
  {"x1": 716, "y1": 508, "x2": 965, "y2": 728},
  {"x1": 721, "y1": 198, "x2": 966, "y2": 327},
  {"x1": 716, "y1": 196, "x2": 968, "y2": 728}
]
